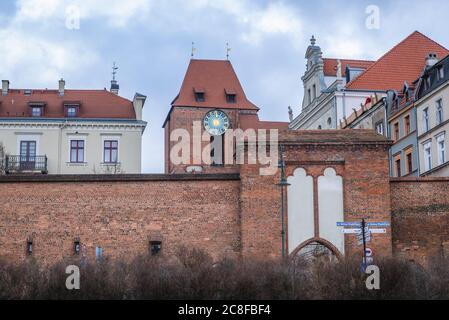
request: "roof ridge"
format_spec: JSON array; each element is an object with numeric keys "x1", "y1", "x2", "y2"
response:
[
  {"x1": 345, "y1": 31, "x2": 448, "y2": 89},
  {"x1": 323, "y1": 57, "x2": 375, "y2": 63}
]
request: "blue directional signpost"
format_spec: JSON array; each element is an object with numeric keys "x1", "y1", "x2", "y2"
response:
[{"x1": 337, "y1": 219, "x2": 390, "y2": 272}]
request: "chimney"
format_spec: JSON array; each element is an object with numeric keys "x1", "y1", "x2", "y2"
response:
[
  {"x1": 2, "y1": 80, "x2": 9, "y2": 96},
  {"x1": 133, "y1": 93, "x2": 146, "y2": 121},
  {"x1": 426, "y1": 53, "x2": 439, "y2": 68},
  {"x1": 59, "y1": 78, "x2": 65, "y2": 96}
]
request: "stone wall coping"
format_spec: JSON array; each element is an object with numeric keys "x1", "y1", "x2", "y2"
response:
[
  {"x1": 390, "y1": 177, "x2": 449, "y2": 183},
  {"x1": 0, "y1": 173, "x2": 241, "y2": 183}
]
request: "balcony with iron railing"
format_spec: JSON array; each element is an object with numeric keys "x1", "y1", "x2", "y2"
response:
[{"x1": 4, "y1": 155, "x2": 48, "y2": 174}]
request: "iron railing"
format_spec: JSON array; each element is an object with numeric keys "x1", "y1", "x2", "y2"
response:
[{"x1": 5, "y1": 155, "x2": 48, "y2": 174}]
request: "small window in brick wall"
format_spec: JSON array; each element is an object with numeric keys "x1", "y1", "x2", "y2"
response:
[
  {"x1": 26, "y1": 239, "x2": 33, "y2": 255},
  {"x1": 74, "y1": 239, "x2": 80, "y2": 255},
  {"x1": 150, "y1": 241, "x2": 162, "y2": 256},
  {"x1": 95, "y1": 247, "x2": 103, "y2": 260}
]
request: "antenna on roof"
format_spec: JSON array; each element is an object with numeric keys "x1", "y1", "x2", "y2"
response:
[
  {"x1": 112, "y1": 62, "x2": 118, "y2": 81},
  {"x1": 191, "y1": 42, "x2": 196, "y2": 58},
  {"x1": 110, "y1": 62, "x2": 119, "y2": 95},
  {"x1": 226, "y1": 42, "x2": 231, "y2": 60}
]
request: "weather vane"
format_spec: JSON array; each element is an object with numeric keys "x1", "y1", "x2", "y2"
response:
[
  {"x1": 191, "y1": 42, "x2": 197, "y2": 58},
  {"x1": 226, "y1": 42, "x2": 231, "y2": 60},
  {"x1": 112, "y1": 62, "x2": 118, "y2": 81}
]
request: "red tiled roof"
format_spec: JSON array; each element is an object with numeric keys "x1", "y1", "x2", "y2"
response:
[
  {"x1": 239, "y1": 113, "x2": 289, "y2": 130},
  {"x1": 0, "y1": 89, "x2": 136, "y2": 119},
  {"x1": 346, "y1": 31, "x2": 449, "y2": 92},
  {"x1": 172, "y1": 59, "x2": 259, "y2": 110},
  {"x1": 323, "y1": 58, "x2": 375, "y2": 77}
]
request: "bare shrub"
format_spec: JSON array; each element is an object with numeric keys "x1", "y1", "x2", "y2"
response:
[{"x1": 1, "y1": 249, "x2": 449, "y2": 300}]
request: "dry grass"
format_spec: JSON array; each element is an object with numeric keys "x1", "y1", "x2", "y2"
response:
[{"x1": 1, "y1": 247, "x2": 448, "y2": 300}]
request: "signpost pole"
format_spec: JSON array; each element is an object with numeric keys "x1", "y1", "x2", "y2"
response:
[{"x1": 361, "y1": 218, "x2": 367, "y2": 266}]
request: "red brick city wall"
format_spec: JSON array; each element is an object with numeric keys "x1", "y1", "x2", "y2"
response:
[
  {"x1": 0, "y1": 176, "x2": 241, "y2": 265},
  {"x1": 390, "y1": 177, "x2": 449, "y2": 264}
]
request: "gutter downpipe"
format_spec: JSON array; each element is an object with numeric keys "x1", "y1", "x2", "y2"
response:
[{"x1": 57, "y1": 120, "x2": 68, "y2": 174}]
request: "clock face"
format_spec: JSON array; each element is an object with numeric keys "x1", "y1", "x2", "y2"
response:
[{"x1": 203, "y1": 110, "x2": 231, "y2": 136}]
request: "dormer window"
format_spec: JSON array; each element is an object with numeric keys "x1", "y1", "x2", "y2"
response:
[
  {"x1": 29, "y1": 103, "x2": 45, "y2": 117},
  {"x1": 437, "y1": 66, "x2": 445, "y2": 81},
  {"x1": 194, "y1": 87, "x2": 205, "y2": 102},
  {"x1": 65, "y1": 104, "x2": 79, "y2": 117},
  {"x1": 225, "y1": 88, "x2": 237, "y2": 103},
  {"x1": 32, "y1": 107, "x2": 42, "y2": 117}
]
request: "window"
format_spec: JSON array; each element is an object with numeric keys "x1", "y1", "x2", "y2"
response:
[
  {"x1": 393, "y1": 122, "x2": 400, "y2": 141},
  {"x1": 70, "y1": 140, "x2": 84, "y2": 163},
  {"x1": 437, "y1": 134, "x2": 446, "y2": 165},
  {"x1": 66, "y1": 105, "x2": 78, "y2": 117},
  {"x1": 317, "y1": 125, "x2": 322, "y2": 130},
  {"x1": 195, "y1": 92, "x2": 205, "y2": 102},
  {"x1": 95, "y1": 247, "x2": 103, "y2": 260},
  {"x1": 424, "y1": 141, "x2": 432, "y2": 171},
  {"x1": 436, "y1": 100, "x2": 443, "y2": 125},
  {"x1": 226, "y1": 94, "x2": 236, "y2": 103},
  {"x1": 426, "y1": 76, "x2": 431, "y2": 89},
  {"x1": 438, "y1": 66, "x2": 445, "y2": 80},
  {"x1": 405, "y1": 148, "x2": 413, "y2": 175},
  {"x1": 327, "y1": 117, "x2": 332, "y2": 126},
  {"x1": 423, "y1": 108, "x2": 429, "y2": 132},
  {"x1": 74, "y1": 240, "x2": 80, "y2": 255},
  {"x1": 26, "y1": 240, "x2": 33, "y2": 255},
  {"x1": 394, "y1": 154, "x2": 401, "y2": 177},
  {"x1": 210, "y1": 135, "x2": 224, "y2": 166},
  {"x1": 104, "y1": 140, "x2": 118, "y2": 163},
  {"x1": 31, "y1": 106, "x2": 42, "y2": 117},
  {"x1": 312, "y1": 84, "x2": 317, "y2": 100},
  {"x1": 150, "y1": 241, "x2": 162, "y2": 256},
  {"x1": 404, "y1": 115, "x2": 410, "y2": 135},
  {"x1": 375, "y1": 122, "x2": 384, "y2": 135},
  {"x1": 307, "y1": 89, "x2": 312, "y2": 104}
]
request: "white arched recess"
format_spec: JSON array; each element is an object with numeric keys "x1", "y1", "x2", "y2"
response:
[
  {"x1": 287, "y1": 168, "x2": 314, "y2": 254},
  {"x1": 318, "y1": 168, "x2": 344, "y2": 255}
]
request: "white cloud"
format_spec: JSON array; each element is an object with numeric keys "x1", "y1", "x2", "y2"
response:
[
  {"x1": 0, "y1": 28, "x2": 98, "y2": 86},
  {"x1": 14, "y1": 0, "x2": 153, "y2": 28}
]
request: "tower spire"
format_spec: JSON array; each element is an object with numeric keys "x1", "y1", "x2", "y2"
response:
[
  {"x1": 226, "y1": 42, "x2": 231, "y2": 60},
  {"x1": 191, "y1": 42, "x2": 196, "y2": 58},
  {"x1": 110, "y1": 62, "x2": 119, "y2": 95}
]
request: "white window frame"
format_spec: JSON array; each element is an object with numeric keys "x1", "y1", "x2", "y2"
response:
[
  {"x1": 423, "y1": 140, "x2": 432, "y2": 172},
  {"x1": 375, "y1": 121, "x2": 384, "y2": 135},
  {"x1": 437, "y1": 133, "x2": 446, "y2": 165},
  {"x1": 436, "y1": 99, "x2": 444, "y2": 125},
  {"x1": 423, "y1": 108, "x2": 429, "y2": 132}
]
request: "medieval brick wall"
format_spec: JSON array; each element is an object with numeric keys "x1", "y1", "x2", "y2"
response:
[
  {"x1": 391, "y1": 177, "x2": 449, "y2": 264},
  {"x1": 0, "y1": 175, "x2": 241, "y2": 264}
]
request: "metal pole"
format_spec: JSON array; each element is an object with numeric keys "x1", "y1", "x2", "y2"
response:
[
  {"x1": 281, "y1": 186, "x2": 285, "y2": 258},
  {"x1": 362, "y1": 218, "x2": 367, "y2": 265}
]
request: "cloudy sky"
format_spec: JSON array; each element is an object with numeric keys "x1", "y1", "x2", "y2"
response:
[{"x1": 1, "y1": 0, "x2": 448, "y2": 172}]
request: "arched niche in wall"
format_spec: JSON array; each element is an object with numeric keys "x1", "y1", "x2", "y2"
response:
[
  {"x1": 318, "y1": 168, "x2": 344, "y2": 255},
  {"x1": 290, "y1": 238, "x2": 343, "y2": 262},
  {"x1": 287, "y1": 168, "x2": 314, "y2": 254}
]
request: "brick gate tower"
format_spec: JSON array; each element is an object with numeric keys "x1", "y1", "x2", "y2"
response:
[{"x1": 163, "y1": 59, "x2": 288, "y2": 174}]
